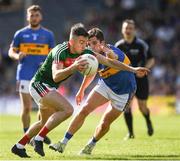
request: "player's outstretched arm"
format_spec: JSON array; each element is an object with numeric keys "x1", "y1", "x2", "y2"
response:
[{"x1": 95, "y1": 52, "x2": 150, "y2": 75}]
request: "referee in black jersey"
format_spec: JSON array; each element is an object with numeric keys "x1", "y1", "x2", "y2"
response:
[{"x1": 115, "y1": 19, "x2": 155, "y2": 139}]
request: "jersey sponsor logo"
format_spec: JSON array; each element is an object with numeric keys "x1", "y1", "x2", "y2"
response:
[
  {"x1": 20, "y1": 43, "x2": 49, "y2": 55},
  {"x1": 64, "y1": 58, "x2": 76, "y2": 67},
  {"x1": 23, "y1": 34, "x2": 30, "y2": 38},
  {"x1": 32, "y1": 33, "x2": 38, "y2": 40},
  {"x1": 129, "y1": 49, "x2": 139, "y2": 55}
]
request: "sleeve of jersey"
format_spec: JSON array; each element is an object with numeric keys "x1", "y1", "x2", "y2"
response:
[
  {"x1": 114, "y1": 41, "x2": 120, "y2": 48},
  {"x1": 10, "y1": 31, "x2": 21, "y2": 51},
  {"x1": 111, "y1": 45, "x2": 130, "y2": 65},
  {"x1": 139, "y1": 41, "x2": 149, "y2": 66},
  {"x1": 48, "y1": 31, "x2": 56, "y2": 49},
  {"x1": 53, "y1": 49, "x2": 65, "y2": 64},
  {"x1": 147, "y1": 46, "x2": 153, "y2": 60}
]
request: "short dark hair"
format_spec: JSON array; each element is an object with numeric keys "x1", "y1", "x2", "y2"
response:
[
  {"x1": 27, "y1": 5, "x2": 42, "y2": 13},
  {"x1": 122, "y1": 19, "x2": 135, "y2": 26},
  {"x1": 88, "y1": 28, "x2": 104, "y2": 42},
  {"x1": 70, "y1": 23, "x2": 89, "y2": 39}
]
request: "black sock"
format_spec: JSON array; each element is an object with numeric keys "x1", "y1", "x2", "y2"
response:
[
  {"x1": 23, "y1": 127, "x2": 29, "y2": 133},
  {"x1": 124, "y1": 108, "x2": 133, "y2": 135},
  {"x1": 143, "y1": 109, "x2": 151, "y2": 123}
]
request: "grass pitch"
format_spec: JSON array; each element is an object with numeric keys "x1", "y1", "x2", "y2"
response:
[{"x1": 0, "y1": 112, "x2": 180, "y2": 160}]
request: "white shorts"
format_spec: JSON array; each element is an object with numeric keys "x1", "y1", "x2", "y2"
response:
[
  {"x1": 93, "y1": 80, "x2": 134, "y2": 111},
  {"x1": 17, "y1": 80, "x2": 30, "y2": 94},
  {"x1": 29, "y1": 81, "x2": 56, "y2": 107}
]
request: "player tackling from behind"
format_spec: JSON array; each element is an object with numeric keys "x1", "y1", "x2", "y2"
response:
[
  {"x1": 11, "y1": 23, "x2": 149, "y2": 158},
  {"x1": 49, "y1": 28, "x2": 150, "y2": 155}
]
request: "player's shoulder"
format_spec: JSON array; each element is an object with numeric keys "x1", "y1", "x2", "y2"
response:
[
  {"x1": 52, "y1": 42, "x2": 68, "y2": 54},
  {"x1": 114, "y1": 39, "x2": 125, "y2": 47},
  {"x1": 108, "y1": 44, "x2": 124, "y2": 55},
  {"x1": 41, "y1": 26, "x2": 54, "y2": 34},
  {"x1": 135, "y1": 37, "x2": 148, "y2": 48},
  {"x1": 14, "y1": 26, "x2": 29, "y2": 36}
]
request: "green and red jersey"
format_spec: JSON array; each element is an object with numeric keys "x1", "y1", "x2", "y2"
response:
[{"x1": 33, "y1": 41, "x2": 94, "y2": 88}]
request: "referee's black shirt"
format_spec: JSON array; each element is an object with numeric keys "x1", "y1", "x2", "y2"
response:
[
  {"x1": 115, "y1": 37, "x2": 153, "y2": 67},
  {"x1": 115, "y1": 37, "x2": 153, "y2": 99}
]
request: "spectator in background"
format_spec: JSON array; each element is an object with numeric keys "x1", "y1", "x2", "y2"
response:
[
  {"x1": 115, "y1": 19, "x2": 155, "y2": 139},
  {"x1": 8, "y1": 5, "x2": 55, "y2": 143}
]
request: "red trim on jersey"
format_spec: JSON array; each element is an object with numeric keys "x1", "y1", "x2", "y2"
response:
[{"x1": 64, "y1": 57, "x2": 76, "y2": 67}]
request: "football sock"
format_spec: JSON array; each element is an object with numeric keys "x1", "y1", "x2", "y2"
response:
[
  {"x1": 61, "y1": 132, "x2": 73, "y2": 144},
  {"x1": 35, "y1": 126, "x2": 49, "y2": 141},
  {"x1": 124, "y1": 109, "x2": 133, "y2": 135},
  {"x1": 17, "y1": 134, "x2": 30, "y2": 147},
  {"x1": 23, "y1": 127, "x2": 29, "y2": 133},
  {"x1": 16, "y1": 143, "x2": 25, "y2": 149},
  {"x1": 88, "y1": 137, "x2": 97, "y2": 146},
  {"x1": 143, "y1": 109, "x2": 151, "y2": 123}
]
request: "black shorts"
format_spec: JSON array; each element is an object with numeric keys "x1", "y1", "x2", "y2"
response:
[{"x1": 135, "y1": 76, "x2": 149, "y2": 100}]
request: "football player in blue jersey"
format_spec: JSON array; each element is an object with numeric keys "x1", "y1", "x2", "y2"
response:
[
  {"x1": 8, "y1": 5, "x2": 55, "y2": 144},
  {"x1": 49, "y1": 28, "x2": 149, "y2": 155}
]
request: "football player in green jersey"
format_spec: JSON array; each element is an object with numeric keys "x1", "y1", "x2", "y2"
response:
[
  {"x1": 11, "y1": 23, "x2": 90, "y2": 158},
  {"x1": 11, "y1": 23, "x2": 149, "y2": 158}
]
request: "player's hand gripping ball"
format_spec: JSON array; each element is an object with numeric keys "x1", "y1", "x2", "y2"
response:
[{"x1": 79, "y1": 54, "x2": 98, "y2": 76}]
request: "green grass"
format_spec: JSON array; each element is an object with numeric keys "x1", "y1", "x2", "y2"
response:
[{"x1": 0, "y1": 112, "x2": 180, "y2": 160}]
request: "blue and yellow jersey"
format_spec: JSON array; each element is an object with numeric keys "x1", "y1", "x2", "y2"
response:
[
  {"x1": 11, "y1": 26, "x2": 55, "y2": 80},
  {"x1": 98, "y1": 44, "x2": 136, "y2": 95}
]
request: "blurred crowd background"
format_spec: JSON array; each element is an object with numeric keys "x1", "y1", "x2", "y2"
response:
[{"x1": 0, "y1": 0, "x2": 179, "y2": 99}]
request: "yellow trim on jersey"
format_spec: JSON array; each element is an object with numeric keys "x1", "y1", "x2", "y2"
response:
[
  {"x1": 20, "y1": 43, "x2": 49, "y2": 55},
  {"x1": 98, "y1": 55, "x2": 131, "y2": 79},
  {"x1": 123, "y1": 55, "x2": 131, "y2": 65}
]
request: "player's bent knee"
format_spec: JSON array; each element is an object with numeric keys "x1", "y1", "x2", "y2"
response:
[
  {"x1": 64, "y1": 106, "x2": 74, "y2": 117},
  {"x1": 139, "y1": 105, "x2": 147, "y2": 112}
]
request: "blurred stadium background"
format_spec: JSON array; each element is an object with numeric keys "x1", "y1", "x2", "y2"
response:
[{"x1": 0, "y1": 0, "x2": 180, "y2": 115}]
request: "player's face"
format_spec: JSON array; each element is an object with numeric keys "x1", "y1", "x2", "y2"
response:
[
  {"x1": 88, "y1": 37, "x2": 102, "y2": 53},
  {"x1": 27, "y1": 10, "x2": 42, "y2": 28},
  {"x1": 122, "y1": 22, "x2": 135, "y2": 39},
  {"x1": 71, "y1": 36, "x2": 88, "y2": 54}
]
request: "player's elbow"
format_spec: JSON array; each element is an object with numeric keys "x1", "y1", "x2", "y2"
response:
[
  {"x1": 53, "y1": 74, "x2": 60, "y2": 83},
  {"x1": 8, "y1": 48, "x2": 13, "y2": 58},
  {"x1": 52, "y1": 72, "x2": 64, "y2": 83},
  {"x1": 8, "y1": 48, "x2": 17, "y2": 60}
]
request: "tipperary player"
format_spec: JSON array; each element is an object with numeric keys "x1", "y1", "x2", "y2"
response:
[{"x1": 8, "y1": 5, "x2": 55, "y2": 144}]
